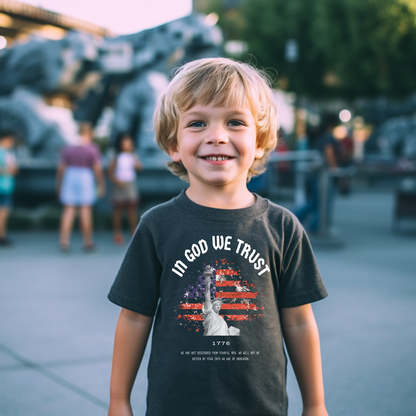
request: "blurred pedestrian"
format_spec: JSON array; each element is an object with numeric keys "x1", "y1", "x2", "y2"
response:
[
  {"x1": 337, "y1": 128, "x2": 354, "y2": 195},
  {"x1": 293, "y1": 113, "x2": 340, "y2": 233},
  {"x1": 0, "y1": 131, "x2": 18, "y2": 246},
  {"x1": 275, "y1": 129, "x2": 292, "y2": 186},
  {"x1": 108, "y1": 133, "x2": 142, "y2": 245},
  {"x1": 56, "y1": 123, "x2": 106, "y2": 252}
]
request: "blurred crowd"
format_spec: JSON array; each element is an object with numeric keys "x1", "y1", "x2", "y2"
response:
[
  {"x1": 0, "y1": 123, "x2": 143, "y2": 250},
  {"x1": 1, "y1": 109, "x2": 360, "y2": 248}
]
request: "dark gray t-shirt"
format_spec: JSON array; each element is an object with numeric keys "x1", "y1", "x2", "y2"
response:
[{"x1": 108, "y1": 190, "x2": 327, "y2": 416}]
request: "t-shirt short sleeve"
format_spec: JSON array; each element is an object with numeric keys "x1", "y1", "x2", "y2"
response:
[
  {"x1": 108, "y1": 221, "x2": 162, "y2": 316},
  {"x1": 89, "y1": 144, "x2": 101, "y2": 164},
  {"x1": 60, "y1": 147, "x2": 70, "y2": 164},
  {"x1": 278, "y1": 229, "x2": 328, "y2": 308}
]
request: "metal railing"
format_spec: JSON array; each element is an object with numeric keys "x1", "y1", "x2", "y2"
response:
[{"x1": 267, "y1": 150, "x2": 355, "y2": 243}]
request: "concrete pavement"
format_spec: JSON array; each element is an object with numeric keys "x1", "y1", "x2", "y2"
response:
[
  {"x1": 0, "y1": 188, "x2": 415, "y2": 416},
  {"x1": 286, "y1": 189, "x2": 416, "y2": 416}
]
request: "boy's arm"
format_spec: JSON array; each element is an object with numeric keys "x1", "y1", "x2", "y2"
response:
[
  {"x1": 281, "y1": 304, "x2": 328, "y2": 416},
  {"x1": 108, "y1": 308, "x2": 153, "y2": 416}
]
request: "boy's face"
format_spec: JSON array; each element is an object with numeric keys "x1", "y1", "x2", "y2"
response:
[{"x1": 171, "y1": 104, "x2": 264, "y2": 190}]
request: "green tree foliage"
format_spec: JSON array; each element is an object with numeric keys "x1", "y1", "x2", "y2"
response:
[
  {"x1": 312, "y1": 0, "x2": 416, "y2": 98},
  {"x1": 240, "y1": 0, "x2": 325, "y2": 96},
  {"x1": 194, "y1": 0, "x2": 245, "y2": 41},
  {"x1": 219, "y1": 0, "x2": 416, "y2": 98}
]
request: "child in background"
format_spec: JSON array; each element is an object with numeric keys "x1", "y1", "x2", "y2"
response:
[
  {"x1": 108, "y1": 134, "x2": 142, "y2": 244},
  {"x1": 107, "y1": 58, "x2": 329, "y2": 416},
  {"x1": 0, "y1": 131, "x2": 18, "y2": 246}
]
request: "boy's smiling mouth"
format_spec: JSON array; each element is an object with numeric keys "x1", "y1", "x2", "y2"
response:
[{"x1": 202, "y1": 155, "x2": 233, "y2": 161}]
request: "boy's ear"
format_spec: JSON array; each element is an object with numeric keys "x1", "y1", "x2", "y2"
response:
[
  {"x1": 254, "y1": 146, "x2": 265, "y2": 159},
  {"x1": 169, "y1": 141, "x2": 181, "y2": 162}
]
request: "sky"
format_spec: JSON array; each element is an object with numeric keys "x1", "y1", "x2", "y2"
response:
[{"x1": 21, "y1": 0, "x2": 194, "y2": 35}]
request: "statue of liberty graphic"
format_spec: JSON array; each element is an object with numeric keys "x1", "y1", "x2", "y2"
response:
[{"x1": 202, "y1": 265, "x2": 240, "y2": 336}]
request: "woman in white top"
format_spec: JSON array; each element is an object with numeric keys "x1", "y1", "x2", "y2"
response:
[{"x1": 108, "y1": 134, "x2": 143, "y2": 244}]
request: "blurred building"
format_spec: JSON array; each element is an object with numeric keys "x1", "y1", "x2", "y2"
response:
[
  {"x1": 0, "y1": 0, "x2": 112, "y2": 143},
  {"x1": 0, "y1": 0, "x2": 111, "y2": 47}
]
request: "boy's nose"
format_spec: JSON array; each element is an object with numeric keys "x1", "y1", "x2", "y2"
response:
[{"x1": 205, "y1": 126, "x2": 229, "y2": 145}]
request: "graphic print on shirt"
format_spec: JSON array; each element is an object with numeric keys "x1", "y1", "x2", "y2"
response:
[{"x1": 174, "y1": 257, "x2": 265, "y2": 335}]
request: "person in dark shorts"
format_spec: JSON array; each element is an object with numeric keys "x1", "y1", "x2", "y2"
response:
[{"x1": 293, "y1": 113, "x2": 340, "y2": 232}]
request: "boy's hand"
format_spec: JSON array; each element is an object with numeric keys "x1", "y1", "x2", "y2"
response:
[
  {"x1": 108, "y1": 398, "x2": 133, "y2": 416},
  {"x1": 281, "y1": 305, "x2": 327, "y2": 416},
  {"x1": 109, "y1": 310, "x2": 152, "y2": 416},
  {"x1": 302, "y1": 404, "x2": 329, "y2": 416}
]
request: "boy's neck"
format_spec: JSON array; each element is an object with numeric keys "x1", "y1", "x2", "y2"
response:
[{"x1": 185, "y1": 183, "x2": 256, "y2": 209}]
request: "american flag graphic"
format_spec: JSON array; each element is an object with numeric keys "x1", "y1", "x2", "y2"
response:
[{"x1": 175, "y1": 261, "x2": 264, "y2": 332}]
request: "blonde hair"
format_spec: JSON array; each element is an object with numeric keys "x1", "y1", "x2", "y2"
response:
[{"x1": 154, "y1": 57, "x2": 279, "y2": 181}]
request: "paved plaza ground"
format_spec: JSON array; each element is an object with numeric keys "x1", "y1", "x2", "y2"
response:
[{"x1": 1, "y1": 188, "x2": 415, "y2": 416}]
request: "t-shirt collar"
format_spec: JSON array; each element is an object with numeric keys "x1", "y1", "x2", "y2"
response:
[{"x1": 174, "y1": 188, "x2": 268, "y2": 222}]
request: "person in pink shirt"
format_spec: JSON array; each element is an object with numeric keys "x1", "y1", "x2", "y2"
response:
[{"x1": 56, "y1": 123, "x2": 105, "y2": 251}]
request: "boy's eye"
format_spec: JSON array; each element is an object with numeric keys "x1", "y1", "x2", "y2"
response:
[
  {"x1": 228, "y1": 120, "x2": 244, "y2": 126},
  {"x1": 188, "y1": 121, "x2": 206, "y2": 128}
]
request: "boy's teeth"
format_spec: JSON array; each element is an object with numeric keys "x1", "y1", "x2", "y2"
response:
[{"x1": 206, "y1": 156, "x2": 229, "y2": 161}]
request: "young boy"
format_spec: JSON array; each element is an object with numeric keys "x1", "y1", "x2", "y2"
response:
[
  {"x1": 0, "y1": 131, "x2": 18, "y2": 246},
  {"x1": 108, "y1": 58, "x2": 329, "y2": 416}
]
